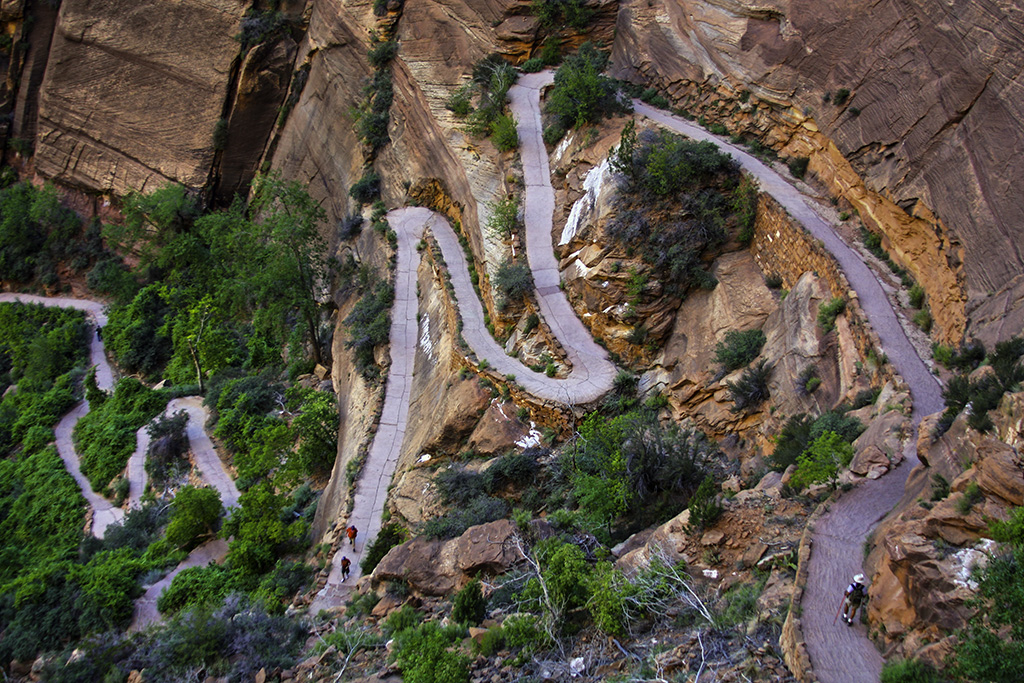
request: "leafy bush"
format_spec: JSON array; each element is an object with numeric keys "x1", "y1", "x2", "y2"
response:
[
  {"x1": 733, "y1": 175, "x2": 758, "y2": 243},
  {"x1": 494, "y1": 259, "x2": 533, "y2": 305},
  {"x1": 686, "y1": 475, "x2": 722, "y2": 533},
  {"x1": 531, "y1": 0, "x2": 593, "y2": 30},
  {"x1": 486, "y1": 196, "x2": 519, "y2": 239},
  {"x1": 290, "y1": 388, "x2": 340, "y2": 476},
  {"x1": 361, "y1": 522, "x2": 406, "y2": 574},
  {"x1": 908, "y1": 284, "x2": 926, "y2": 309},
  {"x1": 490, "y1": 113, "x2": 518, "y2": 152},
  {"x1": 157, "y1": 564, "x2": 235, "y2": 614},
  {"x1": 392, "y1": 621, "x2": 470, "y2": 683},
  {"x1": 368, "y1": 39, "x2": 398, "y2": 68},
  {"x1": 421, "y1": 496, "x2": 510, "y2": 539},
  {"x1": 446, "y1": 86, "x2": 473, "y2": 117},
  {"x1": 103, "y1": 284, "x2": 174, "y2": 377},
  {"x1": 833, "y1": 88, "x2": 850, "y2": 106},
  {"x1": 74, "y1": 378, "x2": 168, "y2": 491},
  {"x1": 520, "y1": 57, "x2": 544, "y2": 73},
  {"x1": 726, "y1": 359, "x2": 772, "y2": 411},
  {"x1": 344, "y1": 274, "x2": 394, "y2": 380},
  {"x1": 713, "y1": 328, "x2": 766, "y2": 372},
  {"x1": 165, "y1": 485, "x2": 223, "y2": 551},
  {"x1": 566, "y1": 410, "x2": 716, "y2": 534},
  {"x1": 770, "y1": 414, "x2": 813, "y2": 471},
  {"x1": 789, "y1": 431, "x2": 853, "y2": 490},
  {"x1": 606, "y1": 123, "x2": 737, "y2": 297},
  {"x1": 484, "y1": 449, "x2": 540, "y2": 493},
  {"x1": 546, "y1": 43, "x2": 624, "y2": 130},
  {"x1": 913, "y1": 307, "x2": 933, "y2": 333},
  {"x1": 716, "y1": 577, "x2": 765, "y2": 628},
  {"x1": 880, "y1": 659, "x2": 940, "y2": 683},
  {"x1": 222, "y1": 481, "x2": 307, "y2": 577},
  {"x1": 145, "y1": 409, "x2": 189, "y2": 488},
  {"x1": 817, "y1": 297, "x2": 846, "y2": 332},
  {"x1": 349, "y1": 169, "x2": 382, "y2": 204},
  {"x1": 787, "y1": 156, "x2": 810, "y2": 179},
  {"x1": 452, "y1": 578, "x2": 487, "y2": 625}
]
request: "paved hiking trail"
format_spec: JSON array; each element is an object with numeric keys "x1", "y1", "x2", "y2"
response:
[
  {"x1": 633, "y1": 103, "x2": 946, "y2": 681},
  {"x1": 0, "y1": 293, "x2": 122, "y2": 537},
  {"x1": 0, "y1": 293, "x2": 239, "y2": 629},
  {"x1": 312, "y1": 73, "x2": 946, "y2": 649},
  {"x1": 311, "y1": 73, "x2": 621, "y2": 612}
]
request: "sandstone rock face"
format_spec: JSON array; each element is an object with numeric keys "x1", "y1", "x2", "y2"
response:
[
  {"x1": 611, "y1": 0, "x2": 1024, "y2": 344},
  {"x1": 34, "y1": 0, "x2": 249, "y2": 194},
  {"x1": 866, "y1": 397, "x2": 1024, "y2": 664},
  {"x1": 372, "y1": 518, "x2": 521, "y2": 595}
]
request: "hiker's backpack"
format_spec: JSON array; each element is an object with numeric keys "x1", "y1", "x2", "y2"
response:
[{"x1": 847, "y1": 583, "x2": 866, "y2": 603}]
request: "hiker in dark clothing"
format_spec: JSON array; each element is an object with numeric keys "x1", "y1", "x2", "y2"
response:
[
  {"x1": 341, "y1": 556, "x2": 351, "y2": 581},
  {"x1": 842, "y1": 573, "x2": 867, "y2": 625}
]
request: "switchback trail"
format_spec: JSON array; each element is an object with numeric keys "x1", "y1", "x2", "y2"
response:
[
  {"x1": 632, "y1": 102, "x2": 945, "y2": 681},
  {"x1": 0, "y1": 293, "x2": 120, "y2": 537},
  {"x1": 0, "y1": 293, "x2": 239, "y2": 629},
  {"x1": 310, "y1": 75, "x2": 620, "y2": 612}
]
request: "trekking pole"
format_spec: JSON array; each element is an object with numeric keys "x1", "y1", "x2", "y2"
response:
[{"x1": 833, "y1": 595, "x2": 845, "y2": 625}]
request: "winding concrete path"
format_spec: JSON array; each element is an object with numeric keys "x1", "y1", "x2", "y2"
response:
[
  {"x1": 0, "y1": 292, "x2": 240, "y2": 628},
  {"x1": 0, "y1": 293, "x2": 121, "y2": 537},
  {"x1": 631, "y1": 103, "x2": 945, "y2": 681},
  {"x1": 311, "y1": 74, "x2": 621, "y2": 612}
]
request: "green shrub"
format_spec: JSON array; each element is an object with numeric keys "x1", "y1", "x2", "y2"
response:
[
  {"x1": 908, "y1": 284, "x2": 926, "y2": 309},
  {"x1": 726, "y1": 359, "x2": 772, "y2": 411},
  {"x1": 385, "y1": 604, "x2": 422, "y2": 636},
  {"x1": 789, "y1": 431, "x2": 853, "y2": 490},
  {"x1": 913, "y1": 308, "x2": 933, "y2": 333},
  {"x1": 930, "y1": 473, "x2": 950, "y2": 502},
  {"x1": 452, "y1": 579, "x2": 487, "y2": 625},
  {"x1": 546, "y1": 43, "x2": 624, "y2": 130},
  {"x1": 486, "y1": 196, "x2": 519, "y2": 239},
  {"x1": 817, "y1": 297, "x2": 846, "y2": 332},
  {"x1": 421, "y1": 496, "x2": 510, "y2": 539},
  {"x1": 368, "y1": 40, "x2": 398, "y2": 68},
  {"x1": 956, "y1": 481, "x2": 984, "y2": 515},
  {"x1": 716, "y1": 577, "x2": 765, "y2": 628},
  {"x1": 686, "y1": 475, "x2": 722, "y2": 533},
  {"x1": 531, "y1": 0, "x2": 593, "y2": 29},
  {"x1": 446, "y1": 86, "x2": 473, "y2": 117},
  {"x1": 344, "y1": 275, "x2": 394, "y2": 380},
  {"x1": 157, "y1": 564, "x2": 235, "y2": 614},
  {"x1": 165, "y1": 485, "x2": 223, "y2": 551},
  {"x1": 770, "y1": 414, "x2": 813, "y2": 471},
  {"x1": 713, "y1": 328, "x2": 766, "y2": 372},
  {"x1": 833, "y1": 88, "x2": 851, "y2": 106},
  {"x1": 349, "y1": 170, "x2": 381, "y2": 204},
  {"x1": 787, "y1": 157, "x2": 810, "y2": 179},
  {"x1": 520, "y1": 57, "x2": 544, "y2": 73},
  {"x1": 392, "y1": 621, "x2": 470, "y2": 683},
  {"x1": 494, "y1": 259, "x2": 533, "y2": 304},
  {"x1": 145, "y1": 409, "x2": 189, "y2": 488},
  {"x1": 543, "y1": 122, "x2": 567, "y2": 146},
  {"x1": 490, "y1": 114, "x2": 518, "y2": 152},
  {"x1": 74, "y1": 378, "x2": 168, "y2": 491},
  {"x1": 880, "y1": 659, "x2": 940, "y2": 683},
  {"x1": 361, "y1": 522, "x2": 407, "y2": 574}
]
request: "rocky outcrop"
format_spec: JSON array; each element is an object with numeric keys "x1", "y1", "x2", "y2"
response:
[
  {"x1": 371, "y1": 518, "x2": 522, "y2": 595},
  {"x1": 865, "y1": 391, "x2": 1024, "y2": 667},
  {"x1": 33, "y1": 0, "x2": 250, "y2": 194},
  {"x1": 611, "y1": 0, "x2": 1024, "y2": 345}
]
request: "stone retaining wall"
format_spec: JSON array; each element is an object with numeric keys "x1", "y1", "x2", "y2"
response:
[{"x1": 752, "y1": 194, "x2": 899, "y2": 390}]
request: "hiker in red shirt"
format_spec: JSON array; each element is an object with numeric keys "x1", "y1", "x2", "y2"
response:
[{"x1": 346, "y1": 525, "x2": 358, "y2": 547}]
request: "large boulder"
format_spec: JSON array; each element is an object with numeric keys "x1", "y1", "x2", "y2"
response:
[{"x1": 372, "y1": 519, "x2": 521, "y2": 595}]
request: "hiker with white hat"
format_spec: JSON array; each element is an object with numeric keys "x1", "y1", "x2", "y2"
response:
[{"x1": 841, "y1": 573, "x2": 867, "y2": 626}]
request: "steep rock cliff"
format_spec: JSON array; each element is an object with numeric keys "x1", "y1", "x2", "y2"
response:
[
  {"x1": 610, "y1": 0, "x2": 1024, "y2": 345},
  {"x1": 33, "y1": 0, "x2": 250, "y2": 194}
]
